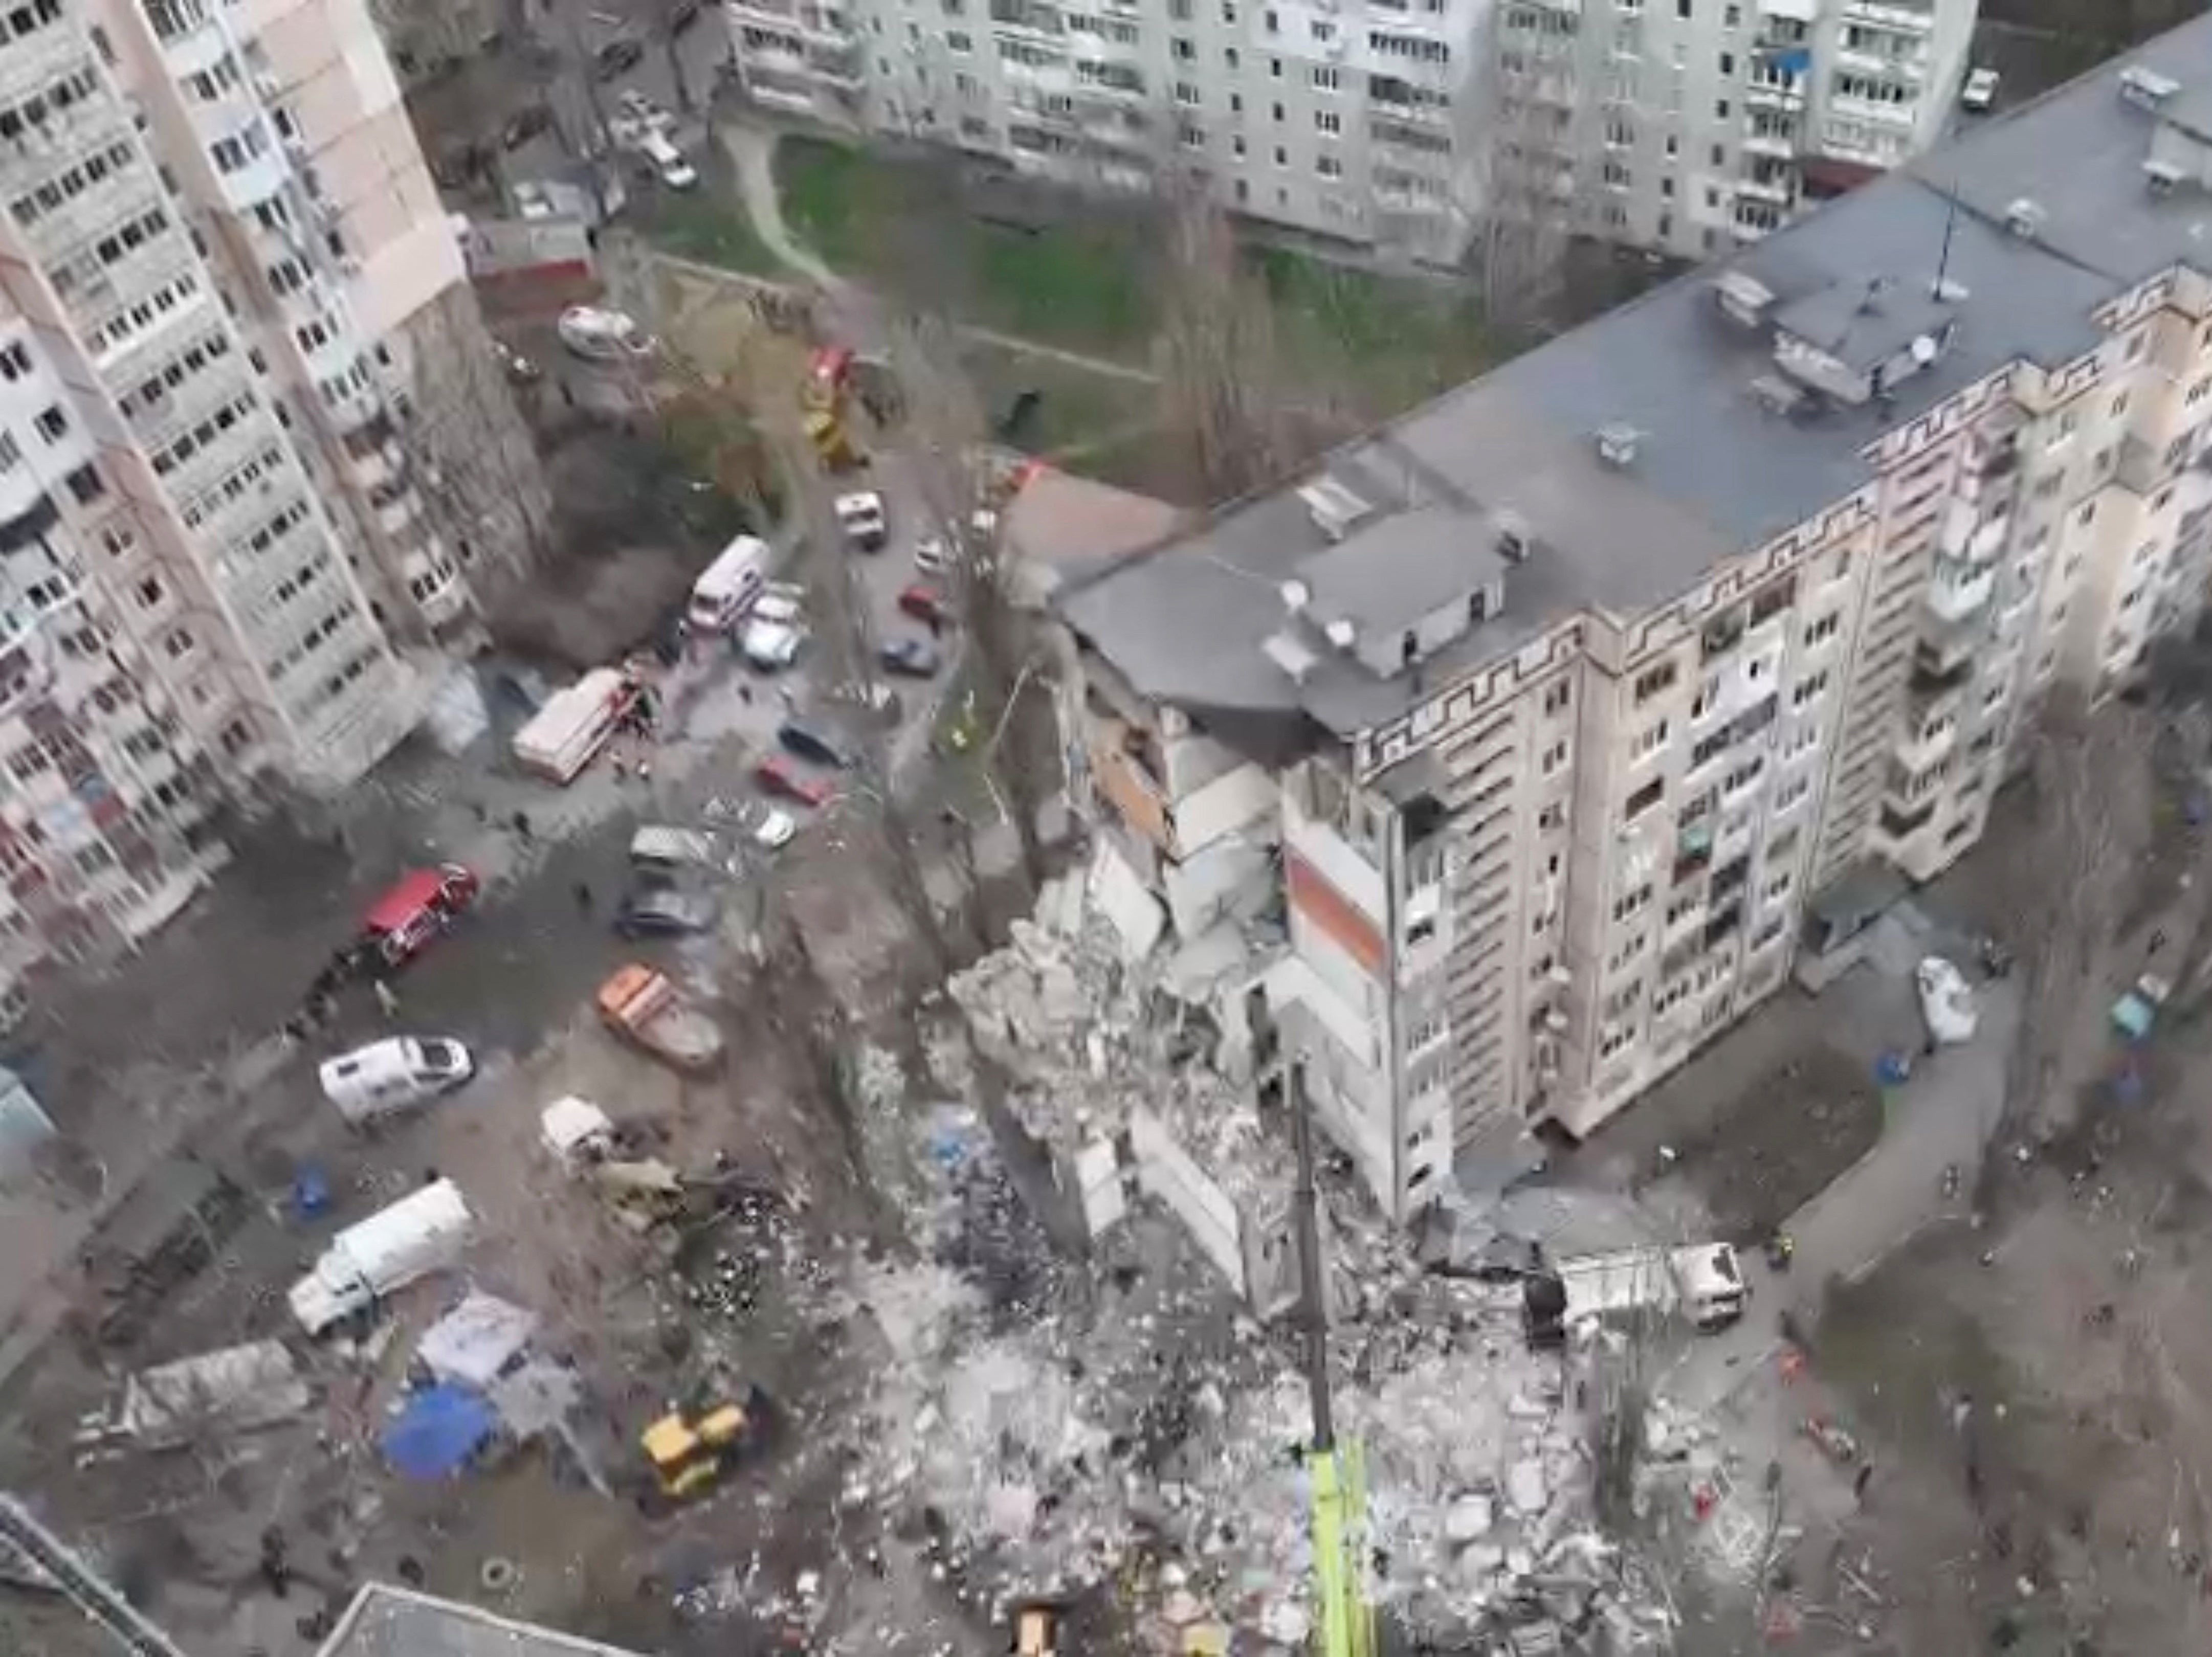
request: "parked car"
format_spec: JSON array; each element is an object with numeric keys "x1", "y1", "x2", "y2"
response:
[
  {"x1": 558, "y1": 306, "x2": 653, "y2": 362},
  {"x1": 319, "y1": 1037, "x2": 475, "y2": 1126},
  {"x1": 594, "y1": 36, "x2": 645, "y2": 79},
  {"x1": 835, "y1": 490, "x2": 888, "y2": 551},
  {"x1": 751, "y1": 805, "x2": 798, "y2": 849},
  {"x1": 757, "y1": 754, "x2": 834, "y2": 807},
  {"x1": 913, "y1": 536, "x2": 956, "y2": 577},
  {"x1": 750, "y1": 592, "x2": 803, "y2": 627},
  {"x1": 741, "y1": 618, "x2": 804, "y2": 670},
  {"x1": 879, "y1": 636, "x2": 941, "y2": 678},
  {"x1": 613, "y1": 886, "x2": 719, "y2": 938},
  {"x1": 1961, "y1": 66, "x2": 1999, "y2": 112},
  {"x1": 897, "y1": 583, "x2": 952, "y2": 628},
  {"x1": 777, "y1": 719, "x2": 851, "y2": 770}
]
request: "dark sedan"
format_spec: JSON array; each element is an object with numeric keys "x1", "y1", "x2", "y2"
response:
[{"x1": 613, "y1": 887, "x2": 718, "y2": 938}]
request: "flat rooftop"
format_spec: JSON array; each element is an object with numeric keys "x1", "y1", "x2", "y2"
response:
[
  {"x1": 316, "y1": 1584, "x2": 646, "y2": 1657},
  {"x1": 1058, "y1": 12, "x2": 2212, "y2": 741}
]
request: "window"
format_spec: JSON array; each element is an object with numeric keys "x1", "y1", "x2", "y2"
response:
[
  {"x1": 1790, "y1": 670, "x2": 1828, "y2": 708},
  {"x1": 1272, "y1": 100, "x2": 1285, "y2": 120},
  {"x1": 1316, "y1": 109, "x2": 1341, "y2": 133},
  {"x1": 1633, "y1": 660, "x2": 1676, "y2": 702},
  {"x1": 1272, "y1": 145, "x2": 1287, "y2": 165},
  {"x1": 1803, "y1": 611, "x2": 1840, "y2": 647},
  {"x1": 1630, "y1": 718, "x2": 1669, "y2": 760},
  {"x1": 946, "y1": 28, "x2": 970, "y2": 49},
  {"x1": 32, "y1": 405, "x2": 63, "y2": 443},
  {"x1": 1311, "y1": 64, "x2": 1340, "y2": 91},
  {"x1": 0, "y1": 341, "x2": 27, "y2": 382},
  {"x1": 1612, "y1": 882, "x2": 1653, "y2": 922},
  {"x1": 1624, "y1": 776, "x2": 1665, "y2": 821},
  {"x1": 1315, "y1": 153, "x2": 1341, "y2": 177},
  {"x1": 1709, "y1": 142, "x2": 1725, "y2": 166},
  {"x1": 1174, "y1": 80, "x2": 1200, "y2": 103},
  {"x1": 1171, "y1": 34, "x2": 1195, "y2": 57},
  {"x1": 64, "y1": 463, "x2": 103, "y2": 504},
  {"x1": 1540, "y1": 739, "x2": 1569, "y2": 775},
  {"x1": 1544, "y1": 679, "x2": 1572, "y2": 715}
]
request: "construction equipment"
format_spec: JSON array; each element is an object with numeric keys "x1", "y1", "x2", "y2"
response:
[
  {"x1": 640, "y1": 1391, "x2": 764, "y2": 1499},
  {"x1": 804, "y1": 407, "x2": 861, "y2": 471},
  {"x1": 1289, "y1": 1065, "x2": 1375, "y2": 1657}
]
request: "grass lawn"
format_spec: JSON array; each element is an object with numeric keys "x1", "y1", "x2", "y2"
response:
[
  {"x1": 1249, "y1": 243, "x2": 1496, "y2": 418},
  {"x1": 772, "y1": 135, "x2": 1501, "y2": 432},
  {"x1": 634, "y1": 165, "x2": 785, "y2": 276},
  {"x1": 957, "y1": 339, "x2": 1156, "y2": 460},
  {"x1": 778, "y1": 136, "x2": 1156, "y2": 357}
]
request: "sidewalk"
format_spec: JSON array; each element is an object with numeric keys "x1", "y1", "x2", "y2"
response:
[{"x1": 1661, "y1": 972, "x2": 2020, "y2": 1415}]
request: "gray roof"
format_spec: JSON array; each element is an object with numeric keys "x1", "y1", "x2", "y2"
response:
[
  {"x1": 1298, "y1": 507, "x2": 1507, "y2": 636},
  {"x1": 1057, "y1": 11, "x2": 2212, "y2": 741},
  {"x1": 316, "y1": 1585, "x2": 645, "y2": 1657}
]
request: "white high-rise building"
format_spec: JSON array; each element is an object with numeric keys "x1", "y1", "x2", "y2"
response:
[
  {"x1": 725, "y1": 0, "x2": 1979, "y2": 264},
  {"x1": 1055, "y1": 18, "x2": 2212, "y2": 1217},
  {"x1": 0, "y1": 0, "x2": 546, "y2": 1011}
]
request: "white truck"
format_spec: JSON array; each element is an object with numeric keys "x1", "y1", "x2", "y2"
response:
[
  {"x1": 289, "y1": 1180, "x2": 475, "y2": 1336},
  {"x1": 512, "y1": 667, "x2": 638, "y2": 784},
  {"x1": 1550, "y1": 1242, "x2": 1746, "y2": 1334}
]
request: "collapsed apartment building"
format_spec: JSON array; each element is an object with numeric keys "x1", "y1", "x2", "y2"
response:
[{"x1": 1047, "y1": 20, "x2": 2212, "y2": 1225}]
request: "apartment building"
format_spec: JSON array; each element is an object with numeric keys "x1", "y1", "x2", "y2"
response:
[
  {"x1": 726, "y1": 0, "x2": 1976, "y2": 264},
  {"x1": 0, "y1": 0, "x2": 544, "y2": 1009},
  {"x1": 1496, "y1": 0, "x2": 1978, "y2": 261},
  {"x1": 1054, "y1": 18, "x2": 2212, "y2": 1220}
]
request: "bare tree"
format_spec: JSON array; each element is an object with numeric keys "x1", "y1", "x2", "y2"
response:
[
  {"x1": 389, "y1": 284, "x2": 558, "y2": 604},
  {"x1": 1988, "y1": 688, "x2": 2155, "y2": 1181},
  {"x1": 1457, "y1": 0, "x2": 1581, "y2": 343},
  {"x1": 1149, "y1": 183, "x2": 1314, "y2": 505},
  {"x1": 878, "y1": 318, "x2": 1051, "y2": 895}
]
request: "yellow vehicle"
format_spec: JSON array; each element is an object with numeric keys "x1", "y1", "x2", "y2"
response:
[
  {"x1": 804, "y1": 408, "x2": 861, "y2": 471},
  {"x1": 640, "y1": 1395, "x2": 760, "y2": 1499}
]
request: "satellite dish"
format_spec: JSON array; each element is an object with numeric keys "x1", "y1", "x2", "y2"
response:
[
  {"x1": 1909, "y1": 333, "x2": 1939, "y2": 365},
  {"x1": 1279, "y1": 579, "x2": 1310, "y2": 613}
]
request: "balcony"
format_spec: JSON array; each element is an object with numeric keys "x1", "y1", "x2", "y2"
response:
[
  {"x1": 1841, "y1": 0, "x2": 1933, "y2": 33},
  {"x1": 1742, "y1": 126, "x2": 1797, "y2": 159},
  {"x1": 1878, "y1": 798, "x2": 1935, "y2": 840},
  {"x1": 1891, "y1": 716, "x2": 1954, "y2": 775},
  {"x1": 216, "y1": 147, "x2": 292, "y2": 214},
  {"x1": 1924, "y1": 558, "x2": 1994, "y2": 624},
  {"x1": 1736, "y1": 171, "x2": 1796, "y2": 207},
  {"x1": 1745, "y1": 76, "x2": 1807, "y2": 111},
  {"x1": 1907, "y1": 644, "x2": 1972, "y2": 699}
]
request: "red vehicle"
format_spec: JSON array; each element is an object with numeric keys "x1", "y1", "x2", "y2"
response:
[
  {"x1": 897, "y1": 583, "x2": 952, "y2": 628},
  {"x1": 756, "y1": 755, "x2": 833, "y2": 808},
  {"x1": 803, "y1": 345, "x2": 853, "y2": 413},
  {"x1": 361, "y1": 863, "x2": 480, "y2": 968}
]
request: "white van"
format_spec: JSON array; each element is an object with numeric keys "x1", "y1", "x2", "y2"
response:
[
  {"x1": 319, "y1": 1037, "x2": 476, "y2": 1126},
  {"x1": 628, "y1": 825, "x2": 718, "y2": 878},
  {"x1": 640, "y1": 129, "x2": 697, "y2": 189},
  {"x1": 687, "y1": 534, "x2": 770, "y2": 633}
]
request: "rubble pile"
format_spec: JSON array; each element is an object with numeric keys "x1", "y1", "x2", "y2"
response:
[
  {"x1": 945, "y1": 906, "x2": 1294, "y2": 1219},
  {"x1": 844, "y1": 1205, "x2": 1677, "y2": 1651}
]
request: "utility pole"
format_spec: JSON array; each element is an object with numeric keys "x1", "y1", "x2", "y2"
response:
[
  {"x1": 1287, "y1": 1066, "x2": 1372, "y2": 1657},
  {"x1": 0, "y1": 1495, "x2": 192, "y2": 1657}
]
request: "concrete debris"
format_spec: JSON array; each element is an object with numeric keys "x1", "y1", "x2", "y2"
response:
[
  {"x1": 1509, "y1": 1459, "x2": 1548, "y2": 1516},
  {"x1": 1446, "y1": 1494, "x2": 1495, "y2": 1543}
]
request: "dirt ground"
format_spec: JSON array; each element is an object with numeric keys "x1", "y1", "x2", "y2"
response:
[{"x1": 1794, "y1": 958, "x2": 2212, "y2": 1653}]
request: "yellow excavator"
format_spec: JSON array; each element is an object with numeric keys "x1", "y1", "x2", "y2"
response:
[{"x1": 639, "y1": 1387, "x2": 766, "y2": 1501}]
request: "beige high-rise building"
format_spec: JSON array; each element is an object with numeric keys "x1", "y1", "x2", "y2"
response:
[
  {"x1": 1056, "y1": 17, "x2": 2212, "y2": 1218},
  {"x1": 0, "y1": 0, "x2": 546, "y2": 1012}
]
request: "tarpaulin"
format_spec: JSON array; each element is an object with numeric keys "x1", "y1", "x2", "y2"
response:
[{"x1": 382, "y1": 1383, "x2": 496, "y2": 1480}]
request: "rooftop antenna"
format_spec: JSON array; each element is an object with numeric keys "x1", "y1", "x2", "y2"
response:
[{"x1": 1932, "y1": 183, "x2": 1959, "y2": 300}]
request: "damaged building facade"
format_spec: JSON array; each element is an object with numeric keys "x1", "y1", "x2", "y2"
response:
[{"x1": 1055, "y1": 22, "x2": 2212, "y2": 1219}]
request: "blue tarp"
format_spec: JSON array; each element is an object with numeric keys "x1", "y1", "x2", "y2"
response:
[{"x1": 382, "y1": 1383, "x2": 497, "y2": 1480}]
